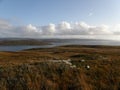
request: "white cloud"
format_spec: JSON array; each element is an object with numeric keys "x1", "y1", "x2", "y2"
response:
[
  {"x1": 26, "y1": 24, "x2": 37, "y2": 31},
  {"x1": 41, "y1": 23, "x2": 56, "y2": 35},
  {"x1": 88, "y1": 25, "x2": 112, "y2": 35},
  {"x1": 0, "y1": 19, "x2": 119, "y2": 39}
]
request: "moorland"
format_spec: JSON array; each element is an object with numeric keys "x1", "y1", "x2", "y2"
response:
[{"x1": 0, "y1": 45, "x2": 119, "y2": 90}]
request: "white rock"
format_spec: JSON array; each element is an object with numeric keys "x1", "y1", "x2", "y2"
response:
[
  {"x1": 63, "y1": 60, "x2": 72, "y2": 65},
  {"x1": 81, "y1": 59, "x2": 85, "y2": 62},
  {"x1": 70, "y1": 65, "x2": 76, "y2": 68},
  {"x1": 86, "y1": 65, "x2": 90, "y2": 69}
]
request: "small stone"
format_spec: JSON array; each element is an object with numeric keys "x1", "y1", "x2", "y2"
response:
[
  {"x1": 86, "y1": 65, "x2": 90, "y2": 69},
  {"x1": 70, "y1": 65, "x2": 76, "y2": 68},
  {"x1": 81, "y1": 59, "x2": 85, "y2": 62}
]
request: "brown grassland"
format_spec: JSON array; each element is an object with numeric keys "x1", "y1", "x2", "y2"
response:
[{"x1": 0, "y1": 45, "x2": 120, "y2": 90}]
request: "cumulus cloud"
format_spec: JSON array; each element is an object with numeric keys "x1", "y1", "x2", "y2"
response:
[
  {"x1": 41, "y1": 24, "x2": 56, "y2": 35},
  {"x1": 0, "y1": 19, "x2": 119, "y2": 38}
]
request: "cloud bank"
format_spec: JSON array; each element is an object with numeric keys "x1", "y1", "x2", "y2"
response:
[{"x1": 0, "y1": 19, "x2": 120, "y2": 39}]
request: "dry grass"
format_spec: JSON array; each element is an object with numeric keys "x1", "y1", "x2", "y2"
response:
[{"x1": 0, "y1": 45, "x2": 119, "y2": 90}]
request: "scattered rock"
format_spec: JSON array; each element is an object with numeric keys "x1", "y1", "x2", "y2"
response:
[
  {"x1": 70, "y1": 65, "x2": 76, "y2": 68},
  {"x1": 86, "y1": 65, "x2": 90, "y2": 70},
  {"x1": 80, "y1": 59, "x2": 85, "y2": 62},
  {"x1": 62, "y1": 60, "x2": 72, "y2": 66}
]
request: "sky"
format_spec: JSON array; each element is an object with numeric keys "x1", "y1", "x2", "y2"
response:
[{"x1": 0, "y1": 0, "x2": 120, "y2": 39}]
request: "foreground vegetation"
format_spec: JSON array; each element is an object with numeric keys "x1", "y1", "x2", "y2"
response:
[{"x1": 0, "y1": 45, "x2": 120, "y2": 90}]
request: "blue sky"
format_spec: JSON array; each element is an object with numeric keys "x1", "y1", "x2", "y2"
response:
[
  {"x1": 0, "y1": 0, "x2": 120, "y2": 25},
  {"x1": 0, "y1": 0, "x2": 120, "y2": 39}
]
